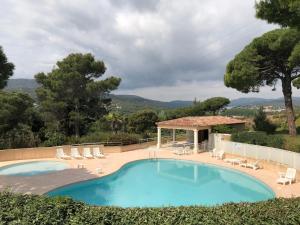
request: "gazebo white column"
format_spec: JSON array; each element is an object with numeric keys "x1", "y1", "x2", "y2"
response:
[
  {"x1": 157, "y1": 127, "x2": 162, "y2": 149},
  {"x1": 172, "y1": 129, "x2": 176, "y2": 142},
  {"x1": 193, "y1": 129, "x2": 198, "y2": 153}
]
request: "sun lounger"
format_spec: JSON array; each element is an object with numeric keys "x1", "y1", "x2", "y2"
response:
[
  {"x1": 209, "y1": 148, "x2": 217, "y2": 157},
  {"x1": 56, "y1": 148, "x2": 71, "y2": 159},
  {"x1": 71, "y1": 147, "x2": 83, "y2": 159},
  {"x1": 277, "y1": 168, "x2": 297, "y2": 185},
  {"x1": 183, "y1": 146, "x2": 193, "y2": 155},
  {"x1": 224, "y1": 158, "x2": 246, "y2": 165},
  {"x1": 215, "y1": 150, "x2": 224, "y2": 160},
  {"x1": 174, "y1": 148, "x2": 185, "y2": 155},
  {"x1": 83, "y1": 147, "x2": 94, "y2": 159},
  {"x1": 92, "y1": 147, "x2": 105, "y2": 158},
  {"x1": 240, "y1": 161, "x2": 261, "y2": 170}
]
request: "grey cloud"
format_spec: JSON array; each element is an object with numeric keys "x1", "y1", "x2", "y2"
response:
[{"x1": 0, "y1": 0, "x2": 276, "y2": 92}]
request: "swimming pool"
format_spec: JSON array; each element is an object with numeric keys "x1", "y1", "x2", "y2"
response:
[
  {"x1": 47, "y1": 159, "x2": 275, "y2": 207},
  {"x1": 0, "y1": 161, "x2": 69, "y2": 176}
]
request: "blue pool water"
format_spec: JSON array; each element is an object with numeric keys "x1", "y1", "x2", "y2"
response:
[
  {"x1": 47, "y1": 159, "x2": 275, "y2": 207},
  {"x1": 0, "y1": 161, "x2": 69, "y2": 176}
]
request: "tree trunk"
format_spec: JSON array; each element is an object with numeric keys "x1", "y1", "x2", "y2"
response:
[{"x1": 281, "y1": 77, "x2": 297, "y2": 136}]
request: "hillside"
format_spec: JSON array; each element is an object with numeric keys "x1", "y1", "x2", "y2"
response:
[
  {"x1": 111, "y1": 94, "x2": 192, "y2": 114},
  {"x1": 5, "y1": 78, "x2": 300, "y2": 113},
  {"x1": 229, "y1": 97, "x2": 300, "y2": 107},
  {"x1": 4, "y1": 79, "x2": 192, "y2": 113}
]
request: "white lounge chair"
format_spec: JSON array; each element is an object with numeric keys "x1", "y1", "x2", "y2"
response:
[
  {"x1": 240, "y1": 161, "x2": 261, "y2": 170},
  {"x1": 92, "y1": 147, "x2": 105, "y2": 158},
  {"x1": 215, "y1": 150, "x2": 224, "y2": 160},
  {"x1": 56, "y1": 148, "x2": 71, "y2": 159},
  {"x1": 71, "y1": 147, "x2": 83, "y2": 159},
  {"x1": 277, "y1": 168, "x2": 297, "y2": 185},
  {"x1": 83, "y1": 147, "x2": 94, "y2": 159},
  {"x1": 183, "y1": 146, "x2": 193, "y2": 155},
  {"x1": 209, "y1": 148, "x2": 217, "y2": 157},
  {"x1": 174, "y1": 148, "x2": 185, "y2": 155},
  {"x1": 224, "y1": 158, "x2": 246, "y2": 165}
]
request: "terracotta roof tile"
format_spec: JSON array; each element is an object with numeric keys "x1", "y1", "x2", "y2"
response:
[{"x1": 157, "y1": 116, "x2": 245, "y2": 128}]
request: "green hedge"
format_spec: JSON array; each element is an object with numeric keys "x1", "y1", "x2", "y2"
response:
[
  {"x1": 231, "y1": 131, "x2": 285, "y2": 149},
  {"x1": 1, "y1": 191, "x2": 300, "y2": 225}
]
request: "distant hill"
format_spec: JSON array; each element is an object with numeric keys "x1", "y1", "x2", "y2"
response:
[
  {"x1": 5, "y1": 79, "x2": 300, "y2": 113},
  {"x1": 4, "y1": 79, "x2": 193, "y2": 113},
  {"x1": 5, "y1": 78, "x2": 38, "y2": 98},
  {"x1": 229, "y1": 97, "x2": 300, "y2": 107},
  {"x1": 111, "y1": 94, "x2": 192, "y2": 114}
]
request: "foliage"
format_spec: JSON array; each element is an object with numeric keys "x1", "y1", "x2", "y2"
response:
[
  {"x1": 35, "y1": 53, "x2": 121, "y2": 137},
  {"x1": 221, "y1": 107, "x2": 258, "y2": 117},
  {"x1": 0, "y1": 124, "x2": 37, "y2": 149},
  {"x1": 212, "y1": 125, "x2": 238, "y2": 134},
  {"x1": 255, "y1": 0, "x2": 300, "y2": 29},
  {"x1": 1, "y1": 191, "x2": 300, "y2": 225},
  {"x1": 201, "y1": 97, "x2": 230, "y2": 115},
  {"x1": 253, "y1": 107, "x2": 277, "y2": 134},
  {"x1": 283, "y1": 135, "x2": 300, "y2": 153},
  {"x1": 76, "y1": 132, "x2": 141, "y2": 145},
  {"x1": 105, "y1": 112, "x2": 123, "y2": 134},
  {"x1": 0, "y1": 91, "x2": 41, "y2": 149},
  {"x1": 42, "y1": 130, "x2": 66, "y2": 147},
  {"x1": 128, "y1": 110, "x2": 158, "y2": 134},
  {"x1": 224, "y1": 28, "x2": 300, "y2": 136},
  {"x1": 166, "y1": 97, "x2": 230, "y2": 119},
  {"x1": 231, "y1": 131, "x2": 285, "y2": 149},
  {"x1": 0, "y1": 46, "x2": 14, "y2": 89}
]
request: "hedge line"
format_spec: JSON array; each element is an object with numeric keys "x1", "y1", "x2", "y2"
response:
[{"x1": 1, "y1": 192, "x2": 300, "y2": 225}]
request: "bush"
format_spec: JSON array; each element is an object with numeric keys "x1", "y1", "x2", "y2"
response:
[
  {"x1": 42, "y1": 130, "x2": 66, "y2": 147},
  {"x1": 0, "y1": 124, "x2": 38, "y2": 149},
  {"x1": 212, "y1": 125, "x2": 238, "y2": 134},
  {"x1": 231, "y1": 131, "x2": 285, "y2": 149},
  {"x1": 253, "y1": 107, "x2": 277, "y2": 134},
  {"x1": 79, "y1": 132, "x2": 141, "y2": 145},
  {"x1": 0, "y1": 191, "x2": 300, "y2": 225}
]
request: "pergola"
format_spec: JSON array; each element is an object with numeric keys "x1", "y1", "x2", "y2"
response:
[{"x1": 156, "y1": 116, "x2": 245, "y2": 153}]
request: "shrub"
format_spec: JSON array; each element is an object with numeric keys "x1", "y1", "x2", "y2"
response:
[
  {"x1": 0, "y1": 124, "x2": 37, "y2": 149},
  {"x1": 253, "y1": 107, "x2": 277, "y2": 134},
  {"x1": 42, "y1": 130, "x2": 66, "y2": 147},
  {"x1": 212, "y1": 125, "x2": 238, "y2": 134},
  {"x1": 79, "y1": 132, "x2": 141, "y2": 145},
  {"x1": 231, "y1": 131, "x2": 285, "y2": 149},
  {"x1": 0, "y1": 191, "x2": 300, "y2": 225}
]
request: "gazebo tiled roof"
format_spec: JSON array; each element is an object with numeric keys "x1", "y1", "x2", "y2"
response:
[{"x1": 156, "y1": 116, "x2": 245, "y2": 128}]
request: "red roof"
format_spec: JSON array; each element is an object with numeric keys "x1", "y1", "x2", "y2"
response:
[{"x1": 157, "y1": 116, "x2": 245, "y2": 128}]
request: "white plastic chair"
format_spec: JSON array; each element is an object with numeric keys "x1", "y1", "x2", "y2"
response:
[
  {"x1": 71, "y1": 147, "x2": 83, "y2": 159},
  {"x1": 277, "y1": 168, "x2": 297, "y2": 185},
  {"x1": 83, "y1": 147, "x2": 94, "y2": 159},
  {"x1": 56, "y1": 148, "x2": 71, "y2": 159},
  {"x1": 92, "y1": 147, "x2": 105, "y2": 158}
]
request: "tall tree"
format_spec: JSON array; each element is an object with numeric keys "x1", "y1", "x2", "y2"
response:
[
  {"x1": 0, "y1": 91, "x2": 40, "y2": 149},
  {"x1": 255, "y1": 0, "x2": 300, "y2": 29},
  {"x1": 0, "y1": 46, "x2": 14, "y2": 89},
  {"x1": 35, "y1": 53, "x2": 121, "y2": 137},
  {"x1": 224, "y1": 28, "x2": 300, "y2": 136},
  {"x1": 128, "y1": 110, "x2": 158, "y2": 134},
  {"x1": 201, "y1": 97, "x2": 230, "y2": 115}
]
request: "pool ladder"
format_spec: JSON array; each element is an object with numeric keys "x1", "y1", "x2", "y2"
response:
[{"x1": 149, "y1": 150, "x2": 158, "y2": 160}]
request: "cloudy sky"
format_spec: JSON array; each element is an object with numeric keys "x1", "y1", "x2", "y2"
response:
[{"x1": 1, "y1": 0, "x2": 299, "y2": 101}]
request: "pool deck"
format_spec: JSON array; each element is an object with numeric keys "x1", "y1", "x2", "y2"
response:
[{"x1": 0, "y1": 147, "x2": 299, "y2": 198}]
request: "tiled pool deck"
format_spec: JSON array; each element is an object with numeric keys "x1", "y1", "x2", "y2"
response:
[{"x1": 0, "y1": 148, "x2": 299, "y2": 198}]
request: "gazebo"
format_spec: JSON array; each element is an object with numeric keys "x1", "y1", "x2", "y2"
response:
[{"x1": 156, "y1": 116, "x2": 245, "y2": 153}]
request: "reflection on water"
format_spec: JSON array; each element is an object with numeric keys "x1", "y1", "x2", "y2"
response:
[{"x1": 48, "y1": 159, "x2": 275, "y2": 207}]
